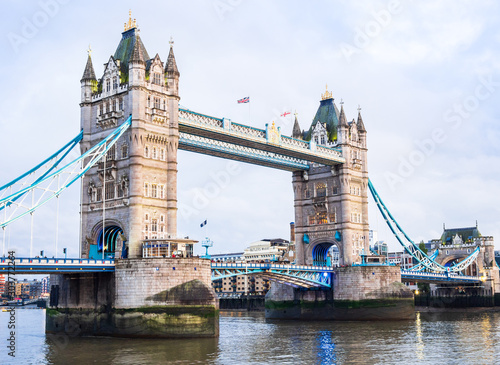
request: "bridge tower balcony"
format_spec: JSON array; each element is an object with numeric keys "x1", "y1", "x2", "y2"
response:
[{"x1": 96, "y1": 110, "x2": 124, "y2": 129}]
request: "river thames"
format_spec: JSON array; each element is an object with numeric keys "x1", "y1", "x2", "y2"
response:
[{"x1": 1, "y1": 309, "x2": 499, "y2": 364}]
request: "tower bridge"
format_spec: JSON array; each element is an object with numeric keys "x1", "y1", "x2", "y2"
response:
[{"x1": 1, "y1": 14, "x2": 498, "y2": 337}]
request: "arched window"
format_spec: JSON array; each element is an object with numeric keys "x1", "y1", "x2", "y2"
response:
[
  {"x1": 112, "y1": 77, "x2": 118, "y2": 90},
  {"x1": 144, "y1": 146, "x2": 149, "y2": 157},
  {"x1": 121, "y1": 144, "x2": 128, "y2": 159},
  {"x1": 152, "y1": 147, "x2": 157, "y2": 159},
  {"x1": 106, "y1": 79, "x2": 111, "y2": 92},
  {"x1": 160, "y1": 149, "x2": 165, "y2": 160}
]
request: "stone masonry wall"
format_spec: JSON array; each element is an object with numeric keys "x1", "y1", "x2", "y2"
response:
[
  {"x1": 50, "y1": 272, "x2": 115, "y2": 309},
  {"x1": 334, "y1": 265, "x2": 409, "y2": 301},
  {"x1": 114, "y1": 257, "x2": 217, "y2": 308}
]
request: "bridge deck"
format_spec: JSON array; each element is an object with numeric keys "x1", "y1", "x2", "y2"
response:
[
  {"x1": 401, "y1": 270, "x2": 481, "y2": 284},
  {"x1": 178, "y1": 108, "x2": 345, "y2": 171},
  {"x1": 0, "y1": 257, "x2": 115, "y2": 274}
]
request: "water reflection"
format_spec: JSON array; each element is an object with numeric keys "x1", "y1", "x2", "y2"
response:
[
  {"x1": 45, "y1": 336, "x2": 219, "y2": 365},
  {"x1": 415, "y1": 311, "x2": 425, "y2": 360},
  {"x1": 316, "y1": 330, "x2": 336, "y2": 364},
  {"x1": 3, "y1": 309, "x2": 500, "y2": 364}
]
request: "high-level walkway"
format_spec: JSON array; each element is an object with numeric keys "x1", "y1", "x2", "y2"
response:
[{"x1": 178, "y1": 108, "x2": 345, "y2": 171}]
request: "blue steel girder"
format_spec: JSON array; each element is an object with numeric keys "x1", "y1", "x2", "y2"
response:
[
  {"x1": 400, "y1": 270, "x2": 481, "y2": 284},
  {"x1": 0, "y1": 118, "x2": 131, "y2": 229},
  {"x1": 368, "y1": 179, "x2": 480, "y2": 273},
  {"x1": 179, "y1": 132, "x2": 310, "y2": 171},
  {"x1": 0, "y1": 257, "x2": 115, "y2": 274},
  {"x1": 178, "y1": 108, "x2": 345, "y2": 169},
  {"x1": 211, "y1": 263, "x2": 332, "y2": 288}
]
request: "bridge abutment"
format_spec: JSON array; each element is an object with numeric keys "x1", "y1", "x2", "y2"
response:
[
  {"x1": 46, "y1": 258, "x2": 219, "y2": 338},
  {"x1": 265, "y1": 266, "x2": 414, "y2": 320}
]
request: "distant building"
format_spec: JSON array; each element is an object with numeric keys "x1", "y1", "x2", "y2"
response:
[
  {"x1": 211, "y1": 238, "x2": 293, "y2": 296},
  {"x1": 369, "y1": 230, "x2": 378, "y2": 247},
  {"x1": 372, "y1": 241, "x2": 388, "y2": 257},
  {"x1": 387, "y1": 251, "x2": 415, "y2": 270},
  {"x1": 29, "y1": 279, "x2": 43, "y2": 299},
  {"x1": 41, "y1": 277, "x2": 50, "y2": 297},
  {"x1": 243, "y1": 238, "x2": 290, "y2": 262}
]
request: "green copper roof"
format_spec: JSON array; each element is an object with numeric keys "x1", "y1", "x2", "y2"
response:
[
  {"x1": 113, "y1": 28, "x2": 150, "y2": 74},
  {"x1": 304, "y1": 98, "x2": 340, "y2": 142},
  {"x1": 440, "y1": 226, "x2": 481, "y2": 244}
]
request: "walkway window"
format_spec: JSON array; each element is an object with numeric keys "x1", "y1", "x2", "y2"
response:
[
  {"x1": 316, "y1": 183, "x2": 326, "y2": 197},
  {"x1": 106, "y1": 145, "x2": 116, "y2": 160},
  {"x1": 309, "y1": 216, "x2": 315, "y2": 225},
  {"x1": 316, "y1": 212, "x2": 327, "y2": 224}
]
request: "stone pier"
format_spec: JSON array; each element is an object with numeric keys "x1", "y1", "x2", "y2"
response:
[
  {"x1": 265, "y1": 265, "x2": 414, "y2": 320},
  {"x1": 46, "y1": 258, "x2": 219, "y2": 338}
]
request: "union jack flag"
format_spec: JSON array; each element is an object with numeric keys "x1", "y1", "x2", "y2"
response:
[{"x1": 237, "y1": 96, "x2": 250, "y2": 104}]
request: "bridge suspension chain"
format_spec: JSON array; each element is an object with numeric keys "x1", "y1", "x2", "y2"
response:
[
  {"x1": 368, "y1": 179, "x2": 479, "y2": 273},
  {"x1": 0, "y1": 117, "x2": 131, "y2": 230}
]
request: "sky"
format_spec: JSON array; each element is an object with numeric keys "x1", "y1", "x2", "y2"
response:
[{"x1": 0, "y1": 0, "x2": 499, "y2": 258}]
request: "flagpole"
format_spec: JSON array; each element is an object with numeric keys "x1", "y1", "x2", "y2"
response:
[{"x1": 248, "y1": 94, "x2": 251, "y2": 124}]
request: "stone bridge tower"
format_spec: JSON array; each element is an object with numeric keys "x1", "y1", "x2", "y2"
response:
[
  {"x1": 79, "y1": 16, "x2": 180, "y2": 259},
  {"x1": 291, "y1": 87, "x2": 369, "y2": 266}
]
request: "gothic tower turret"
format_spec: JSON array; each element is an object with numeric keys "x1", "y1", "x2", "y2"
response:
[
  {"x1": 293, "y1": 88, "x2": 369, "y2": 266},
  {"x1": 79, "y1": 14, "x2": 183, "y2": 259}
]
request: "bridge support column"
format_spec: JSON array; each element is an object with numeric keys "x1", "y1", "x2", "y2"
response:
[
  {"x1": 46, "y1": 258, "x2": 219, "y2": 338},
  {"x1": 265, "y1": 266, "x2": 414, "y2": 320}
]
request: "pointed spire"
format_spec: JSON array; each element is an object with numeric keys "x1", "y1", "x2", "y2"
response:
[
  {"x1": 165, "y1": 37, "x2": 179, "y2": 76},
  {"x1": 292, "y1": 113, "x2": 302, "y2": 139},
  {"x1": 81, "y1": 47, "x2": 96, "y2": 81},
  {"x1": 129, "y1": 37, "x2": 145, "y2": 64},
  {"x1": 339, "y1": 103, "x2": 348, "y2": 128},
  {"x1": 357, "y1": 105, "x2": 366, "y2": 132}
]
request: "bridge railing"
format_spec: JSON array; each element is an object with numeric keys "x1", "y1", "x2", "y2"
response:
[
  {"x1": 0, "y1": 257, "x2": 115, "y2": 265},
  {"x1": 210, "y1": 262, "x2": 333, "y2": 271},
  {"x1": 400, "y1": 270, "x2": 480, "y2": 281}
]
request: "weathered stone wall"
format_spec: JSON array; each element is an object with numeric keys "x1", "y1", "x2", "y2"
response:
[
  {"x1": 114, "y1": 257, "x2": 216, "y2": 308},
  {"x1": 266, "y1": 266, "x2": 414, "y2": 320},
  {"x1": 334, "y1": 265, "x2": 409, "y2": 301},
  {"x1": 49, "y1": 272, "x2": 115, "y2": 309},
  {"x1": 47, "y1": 258, "x2": 219, "y2": 338}
]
